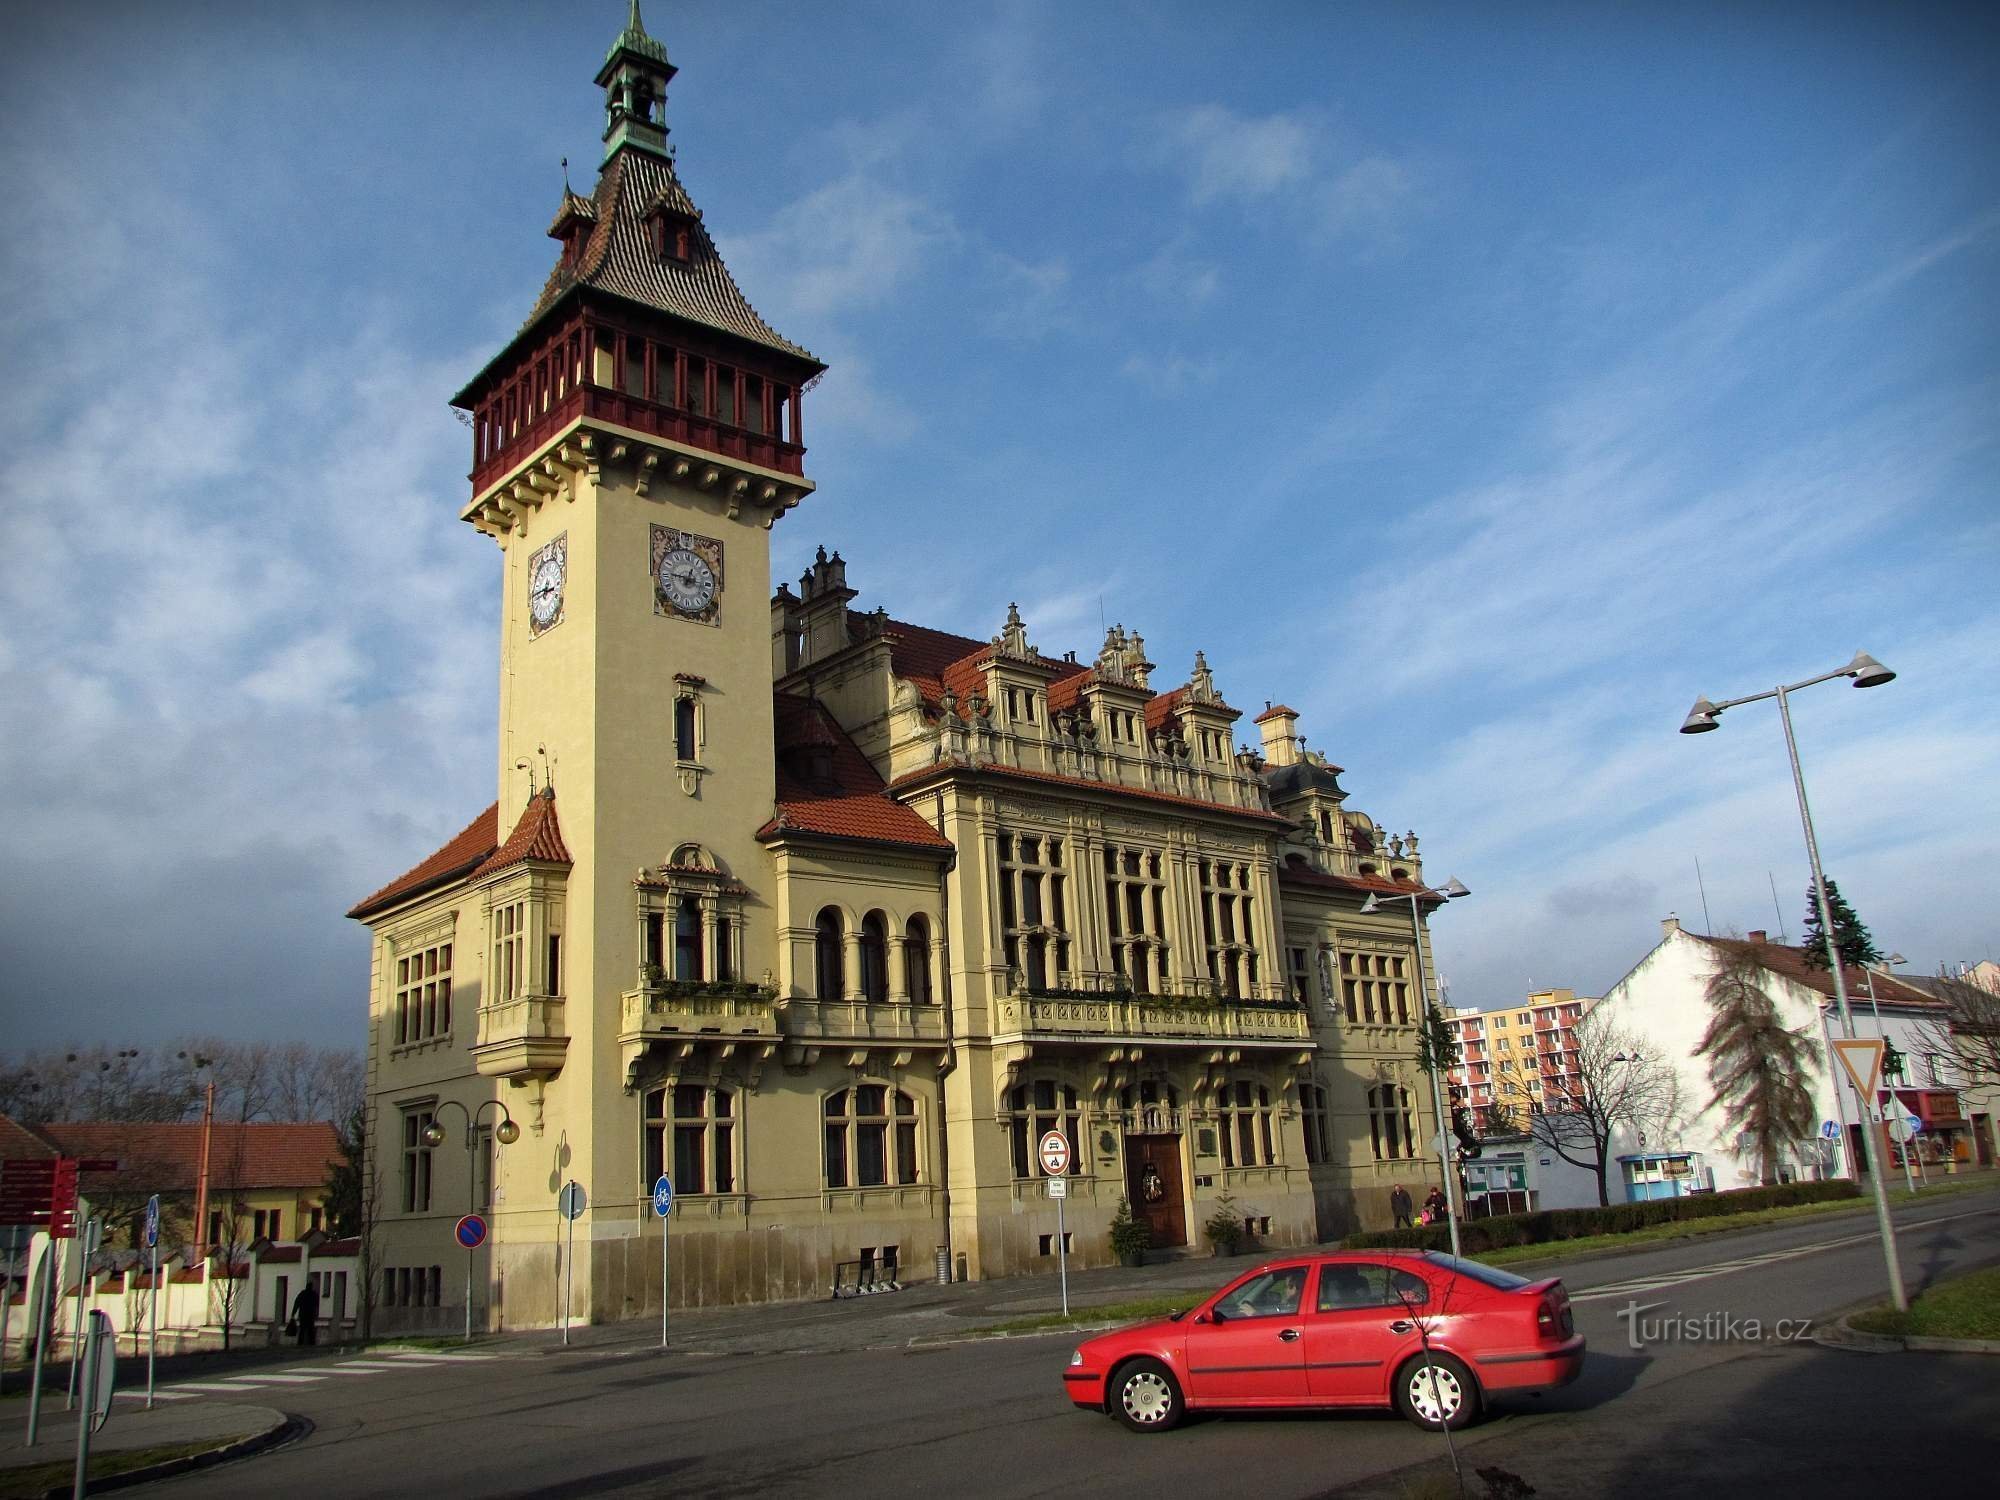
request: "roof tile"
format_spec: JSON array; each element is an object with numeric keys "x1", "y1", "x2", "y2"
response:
[
  {"x1": 348, "y1": 804, "x2": 499, "y2": 920},
  {"x1": 472, "y1": 789, "x2": 573, "y2": 880},
  {"x1": 762, "y1": 694, "x2": 952, "y2": 851}
]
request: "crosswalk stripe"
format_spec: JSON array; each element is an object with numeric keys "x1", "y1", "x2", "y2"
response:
[
  {"x1": 166, "y1": 1382, "x2": 252, "y2": 1393},
  {"x1": 228, "y1": 1373, "x2": 323, "y2": 1384}
]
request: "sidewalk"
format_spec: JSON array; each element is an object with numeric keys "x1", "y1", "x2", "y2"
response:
[{"x1": 0, "y1": 1398, "x2": 287, "y2": 1493}]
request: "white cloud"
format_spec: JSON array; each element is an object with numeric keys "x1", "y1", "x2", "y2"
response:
[
  {"x1": 1119, "y1": 351, "x2": 1223, "y2": 395},
  {"x1": 724, "y1": 172, "x2": 957, "y2": 322},
  {"x1": 1173, "y1": 104, "x2": 1317, "y2": 205}
]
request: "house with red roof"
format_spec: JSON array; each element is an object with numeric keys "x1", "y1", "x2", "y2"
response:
[
  {"x1": 1591, "y1": 919, "x2": 1984, "y2": 1196},
  {"x1": 344, "y1": 5, "x2": 1454, "y2": 1331}
]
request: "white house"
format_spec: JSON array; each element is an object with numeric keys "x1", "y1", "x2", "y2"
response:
[{"x1": 1590, "y1": 918, "x2": 1958, "y2": 1199}]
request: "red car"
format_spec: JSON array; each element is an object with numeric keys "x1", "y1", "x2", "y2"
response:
[{"x1": 1063, "y1": 1250, "x2": 1583, "y2": 1432}]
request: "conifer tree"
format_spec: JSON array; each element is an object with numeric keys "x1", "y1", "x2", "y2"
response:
[
  {"x1": 1698, "y1": 947, "x2": 1819, "y2": 1183},
  {"x1": 1799, "y1": 877, "x2": 1880, "y2": 970}
]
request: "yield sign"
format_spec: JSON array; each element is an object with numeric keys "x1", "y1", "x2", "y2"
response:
[{"x1": 1833, "y1": 1038, "x2": 1885, "y2": 1099}]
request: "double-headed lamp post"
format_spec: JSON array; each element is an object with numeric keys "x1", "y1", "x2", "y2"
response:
[
  {"x1": 1360, "y1": 878, "x2": 1471, "y2": 1260},
  {"x1": 424, "y1": 1102, "x2": 520, "y2": 1341},
  {"x1": 1679, "y1": 648, "x2": 1906, "y2": 1309}
]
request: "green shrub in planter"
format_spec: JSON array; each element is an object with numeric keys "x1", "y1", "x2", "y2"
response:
[
  {"x1": 1109, "y1": 1196, "x2": 1151, "y2": 1266},
  {"x1": 1203, "y1": 1193, "x2": 1247, "y2": 1256}
]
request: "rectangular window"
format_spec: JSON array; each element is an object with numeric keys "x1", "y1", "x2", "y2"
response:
[
  {"x1": 394, "y1": 942, "x2": 453, "y2": 1046},
  {"x1": 402, "y1": 1108, "x2": 434, "y2": 1214},
  {"x1": 999, "y1": 827, "x2": 1073, "y2": 989},
  {"x1": 493, "y1": 902, "x2": 525, "y2": 1004}
]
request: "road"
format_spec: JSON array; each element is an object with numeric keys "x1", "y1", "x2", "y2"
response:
[{"x1": 134, "y1": 1189, "x2": 2000, "y2": 1498}]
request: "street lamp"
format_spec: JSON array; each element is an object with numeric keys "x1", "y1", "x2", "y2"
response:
[
  {"x1": 424, "y1": 1102, "x2": 520, "y2": 1341},
  {"x1": 1678, "y1": 648, "x2": 1907, "y2": 1308},
  {"x1": 1360, "y1": 877, "x2": 1471, "y2": 1259}
]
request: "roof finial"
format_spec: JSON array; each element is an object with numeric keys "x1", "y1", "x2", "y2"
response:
[{"x1": 561, "y1": 155, "x2": 571, "y2": 192}]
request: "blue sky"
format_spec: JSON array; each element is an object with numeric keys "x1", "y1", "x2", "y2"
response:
[{"x1": 2, "y1": 1, "x2": 1995, "y2": 1048}]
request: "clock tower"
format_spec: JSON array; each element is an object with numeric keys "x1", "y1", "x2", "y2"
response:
[{"x1": 446, "y1": 0, "x2": 823, "y2": 1260}]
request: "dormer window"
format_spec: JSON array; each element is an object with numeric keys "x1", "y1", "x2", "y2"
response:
[{"x1": 647, "y1": 203, "x2": 700, "y2": 265}]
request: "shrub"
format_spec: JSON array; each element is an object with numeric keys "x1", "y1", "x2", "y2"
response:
[
  {"x1": 1203, "y1": 1193, "x2": 1246, "y2": 1255},
  {"x1": 1342, "y1": 1178, "x2": 1861, "y2": 1255},
  {"x1": 1109, "y1": 1197, "x2": 1150, "y2": 1262}
]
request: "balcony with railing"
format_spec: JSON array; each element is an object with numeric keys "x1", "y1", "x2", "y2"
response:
[
  {"x1": 620, "y1": 979, "x2": 779, "y2": 1046},
  {"x1": 993, "y1": 988, "x2": 1313, "y2": 1046},
  {"x1": 776, "y1": 996, "x2": 947, "y2": 1045}
]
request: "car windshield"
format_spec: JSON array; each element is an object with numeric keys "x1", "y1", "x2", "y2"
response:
[{"x1": 1424, "y1": 1251, "x2": 1531, "y2": 1290}]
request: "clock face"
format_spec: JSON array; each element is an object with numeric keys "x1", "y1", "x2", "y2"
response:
[
  {"x1": 527, "y1": 535, "x2": 567, "y2": 636},
  {"x1": 657, "y1": 547, "x2": 716, "y2": 614}
]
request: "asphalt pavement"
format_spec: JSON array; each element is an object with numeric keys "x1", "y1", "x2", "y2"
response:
[{"x1": 108, "y1": 1183, "x2": 1999, "y2": 1499}]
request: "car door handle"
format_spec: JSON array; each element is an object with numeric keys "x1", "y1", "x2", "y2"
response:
[
  {"x1": 1278, "y1": 1328, "x2": 1301, "y2": 1342},
  {"x1": 1388, "y1": 1320, "x2": 1414, "y2": 1334}
]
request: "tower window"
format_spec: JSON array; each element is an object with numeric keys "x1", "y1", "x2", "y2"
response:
[{"x1": 674, "y1": 697, "x2": 698, "y2": 761}]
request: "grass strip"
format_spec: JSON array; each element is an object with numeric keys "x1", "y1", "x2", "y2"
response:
[
  {"x1": 0, "y1": 1439, "x2": 220, "y2": 1499},
  {"x1": 965, "y1": 1294, "x2": 1196, "y2": 1337},
  {"x1": 1848, "y1": 1264, "x2": 2000, "y2": 1341}
]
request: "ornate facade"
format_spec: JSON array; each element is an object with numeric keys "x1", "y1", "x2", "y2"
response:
[{"x1": 349, "y1": 5, "x2": 1448, "y2": 1328}]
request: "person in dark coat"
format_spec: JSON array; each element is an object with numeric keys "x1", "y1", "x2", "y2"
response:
[
  {"x1": 1423, "y1": 1186, "x2": 1448, "y2": 1225},
  {"x1": 290, "y1": 1279, "x2": 320, "y2": 1346},
  {"x1": 1390, "y1": 1184, "x2": 1414, "y2": 1229}
]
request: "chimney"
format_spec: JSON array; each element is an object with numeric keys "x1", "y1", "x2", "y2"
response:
[
  {"x1": 1254, "y1": 702, "x2": 1302, "y2": 768},
  {"x1": 1660, "y1": 915, "x2": 1682, "y2": 940},
  {"x1": 1747, "y1": 929, "x2": 1767, "y2": 945}
]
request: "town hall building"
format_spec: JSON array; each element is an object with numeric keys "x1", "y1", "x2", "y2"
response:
[{"x1": 349, "y1": 4, "x2": 1451, "y2": 1329}]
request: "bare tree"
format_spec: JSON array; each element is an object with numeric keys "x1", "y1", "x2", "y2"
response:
[
  {"x1": 1530, "y1": 1008, "x2": 1682, "y2": 1206},
  {"x1": 1912, "y1": 975, "x2": 2000, "y2": 1092},
  {"x1": 270, "y1": 1044, "x2": 365, "y2": 1124},
  {"x1": 1697, "y1": 945, "x2": 1819, "y2": 1184}
]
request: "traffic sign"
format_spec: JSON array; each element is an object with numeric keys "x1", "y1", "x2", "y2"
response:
[
  {"x1": 1819, "y1": 1120, "x2": 1839, "y2": 1140},
  {"x1": 454, "y1": 1214, "x2": 488, "y2": 1250},
  {"x1": 557, "y1": 1181, "x2": 587, "y2": 1220},
  {"x1": 1886, "y1": 1116, "x2": 1916, "y2": 1146},
  {"x1": 652, "y1": 1175, "x2": 674, "y2": 1218},
  {"x1": 1833, "y1": 1038, "x2": 1885, "y2": 1099},
  {"x1": 143, "y1": 1195, "x2": 160, "y2": 1250},
  {"x1": 1046, "y1": 1176, "x2": 1068, "y2": 1200},
  {"x1": 1037, "y1": 1130, "x2": 1071, "y2": 1177}
]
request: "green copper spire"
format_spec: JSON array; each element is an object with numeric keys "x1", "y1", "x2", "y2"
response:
[{"x1": 594, "y1": 1, "x2": 677, "y2": 164}]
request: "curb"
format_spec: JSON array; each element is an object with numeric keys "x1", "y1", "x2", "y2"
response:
[
  {"x1": 1824, "y1": 1312, "x2": 2000, "y2": 1356},
  {"x1": 29, "y1": 1412, "x2": 313, "y2": 1498}
]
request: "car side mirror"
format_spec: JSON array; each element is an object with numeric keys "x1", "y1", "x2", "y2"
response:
[{"x1": 1192, "y1": 1312, "x2": 1212, "y2": 1325}]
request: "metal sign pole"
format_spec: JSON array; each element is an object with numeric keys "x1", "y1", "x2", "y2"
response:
[
  {"x1": 562, "y1": 1199, "x2": 573, "y2": 1347},
  {"x1": 26, "y1": 1243, "x2": 53, "y2": 1447},
  {"x1": 147, "y1": 1239, "x2": 158, "y2": 1410},
  {"x1": 70, "y1": 1309, "x2": 102, "y2": 1500},
  {"x1": 64, "y1": 1231, "x2": 79, "y2": 1410},
  {"x1": 661, "y1": 1211, "x2": 670, "y2": 1350},
  {"x1": 1057, "y1": 1190, "x2": 1069, "y2": 1318}
]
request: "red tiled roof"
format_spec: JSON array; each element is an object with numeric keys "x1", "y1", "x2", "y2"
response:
[
  {"x1": 862, "y1": 614, "x2": 985, "y2": 704},
  {"x1": 1255, "y1": 703, "x2": 1299, "y2": 724},
  {"x1": 1144, "y1": 688, "x2": 1188, "y2": 734},
  {"x1": 472, "y1": 788, "x2": 573, "y2": 880},
  {"x1": 34, "y1": 1122, "x2": 344, "y2": 1194},
  {"x1": 760, "y1": 694, "x2": 954, "y2": 852},
  {"x1": 0, "y1": 1115, "x2": 58, "y2": 1161},
  {"x1": 1277, "y1": 858, "x2": 1442, "y2": 903},
  {"x1": 1693, "y1": 935, "x2": 1943, "y2": 1009},
  {"x1": 888, "y1": 761, "x2": 1293, "y2": 827},
  {"x1": 348, "y1": 804, "x2": 500, "y2": 920}
]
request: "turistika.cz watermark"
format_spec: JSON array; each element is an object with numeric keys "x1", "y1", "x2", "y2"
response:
[{"x1": 1617, "y1": 1300, "x2": 1815, "y2": 1350}]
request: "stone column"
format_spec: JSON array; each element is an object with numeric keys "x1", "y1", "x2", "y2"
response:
[
  {"x1": 889, "y1": 935, "x2": 910, "y2": 1004},
  {"x1": 844, "y1": 929, "x2": 864, "y2": 1003}
]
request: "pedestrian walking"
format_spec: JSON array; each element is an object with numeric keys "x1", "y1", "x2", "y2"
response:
[
  {"x1": 1390, "y1": 1184, "x2": 1413, "y2": 1229},
  {"x1": 290, "y1": 1278, "x2": 320, "y2": 1346}
]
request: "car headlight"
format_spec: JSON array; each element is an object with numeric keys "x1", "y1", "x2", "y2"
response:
[{"x1": 1069, "y1": 1349, "x2": 1084, "y2": 1367}]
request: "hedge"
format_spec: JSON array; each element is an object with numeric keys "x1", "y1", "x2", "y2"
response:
[{"x1": 1343, "y1": 1178, "x2": 1862, "y2": 1256}]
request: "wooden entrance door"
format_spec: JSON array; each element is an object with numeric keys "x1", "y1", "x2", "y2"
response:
[{"x1": 1126, "y1": 1134, "x2": 1186, "y2": 1247}]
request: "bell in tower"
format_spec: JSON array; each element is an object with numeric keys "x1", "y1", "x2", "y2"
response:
[{"x1": 596, "y1": 1, "x2": 677, "y2": 163}]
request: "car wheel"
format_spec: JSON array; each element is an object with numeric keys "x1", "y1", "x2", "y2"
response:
[
  {"x1": 1394, "y1": 1351, "x2": 1479, "y2": 1431},
  {"x1": 1109, "y1": 1357, "x2": 1184, "y2": 1433}
]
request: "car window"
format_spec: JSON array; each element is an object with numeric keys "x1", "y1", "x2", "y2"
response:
[
  {"x1": 1214, "y1": 1266, "x2": 1308, "y2": 1320},
  {"x1": 1316, "y1": 1263, "x2": 1430, "y2": 1312},
  {"x1": 1424, "y1": 1252, "x2": 1530, "y2": 1290}
]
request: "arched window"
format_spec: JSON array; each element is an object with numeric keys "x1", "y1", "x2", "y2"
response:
[
  {"x1": 642, "y1": 1084, "x2": 735, "y2": 1195},
  {"x1": 674, "y1": 696, "x2": 698, "y2": 762},
  {"x1": 1005, "y1": 1079, "x2": 1081, "y2": 1179},
  {"x1": 904, "y1": 915, "x2": 933, "y2": 1004},
  {"x1": 859, "y1": 911, "x2": 889, "y2": 1004},
  {"x1": 823, "y1": 1085, "x2": 918, "y2": 1187},
  {"x1": 674, "y1": 897, "x2": 703, "y2": 982},
  {"x1": 1219, "y1": 1080, "x2": 1275, "y2": 1168},
  {"x1": 814, "y1": 908, "x2": 844, "y2": 1000}
]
